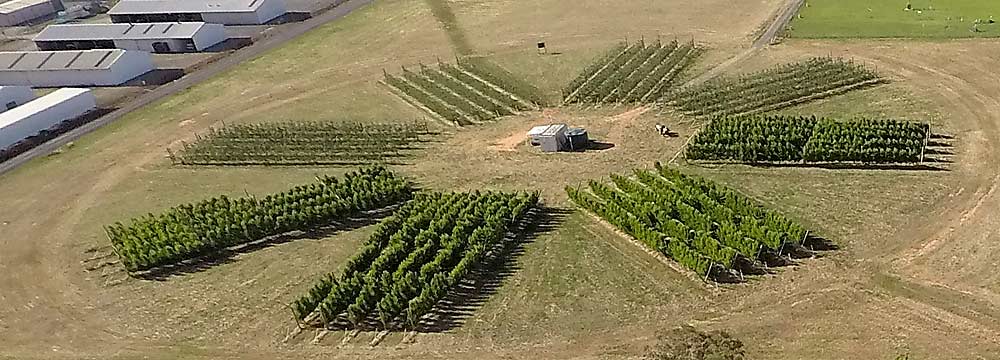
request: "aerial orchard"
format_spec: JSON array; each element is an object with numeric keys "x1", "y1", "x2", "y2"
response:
[
  {"x1": 686, "y1": 114, "x2": 930, "y2": 165},
  {"x1": 169, "y1": 122, "x2": 434, "y2": 166},
  {"x1": 665, "y1": 57, "x2": 882, "y2": 117},
  {"x1": 566, "y1": 163, "x2": 813, "y2": 280},
  {"x1": 383, "y1": 58, "x2": 541, "y2": 127},
  {"x1": 291, "y1": 190, "x2": 539, "y2": 330},
  {"x1": 105, "y1": 166, "x2": 412, "y2": 273},
  {"x1": 563, "y1": 38, "x2": 701, "y2": 105}
]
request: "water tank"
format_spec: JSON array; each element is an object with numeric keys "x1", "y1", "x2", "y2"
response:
[{"x1": 566, "y1": 127, "x2": 589, "y2": 151}]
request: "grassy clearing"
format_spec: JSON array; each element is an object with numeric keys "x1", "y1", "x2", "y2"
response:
[{"x1": 789, "y1": 0, "x2": 1000, "y2": 38}]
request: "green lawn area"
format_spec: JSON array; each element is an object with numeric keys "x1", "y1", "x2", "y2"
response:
[{"x1": 788, "y1": 0, "x2": 1000, "y2": 38}]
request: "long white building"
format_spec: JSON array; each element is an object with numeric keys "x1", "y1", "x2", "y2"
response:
[
  {"x1": 0, "y1": 86, "x2": 34, "y2": 112},
  {"x1": 0, "y1": 0, "x2": 61, "y2": 27},
  {"x1": 0, "y1": 49, "x2": 155, "y2": 87},
  {"x1": 108, "y1": 0, "x2": 286, "y2": 25},
  {"x1": 0, "y1": 88, "x2": 96, "y2": 151},
  {"x1": 34, "y1": 22, "x2": 228, "y2": 53}
]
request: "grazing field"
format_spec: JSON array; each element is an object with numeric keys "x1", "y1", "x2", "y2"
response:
[
  {"x1": 789, "y1": 0, "x2": 1000, "y2": 38},
  {"x1": 171, "y1": 122, "x2": 434, "y2": 166}
]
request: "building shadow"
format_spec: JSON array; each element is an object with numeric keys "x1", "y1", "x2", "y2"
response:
[
  {"x1": 121, "y1": 69, "x2": 186, "y2": 87},
  {"x1": 203, "y1": 37, "x2": 254, "y2": 52},
  {"x1": 414, "y1": 206, "x2": 571, "y2": 333},
  {"x1": 583, "y1": 141, "x2": 615, "y2": 151},
  {"x1": 267, "y1": 12, "x2": 313, "y2": 24},
  {"x1": 0, "y1": 108, "x2": 114, "y2": 164}
]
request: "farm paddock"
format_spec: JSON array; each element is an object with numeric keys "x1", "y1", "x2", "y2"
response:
[{"x1": 0, "y1": 1, "x2": 999, "y2": 360}]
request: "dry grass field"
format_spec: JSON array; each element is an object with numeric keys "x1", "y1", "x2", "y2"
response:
[{"x1": 1, "y1": 0, "x2": 1000, "y2": 359}]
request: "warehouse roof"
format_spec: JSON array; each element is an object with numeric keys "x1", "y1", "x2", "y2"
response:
[
  {"x1": 35, "y1": 22, "x2": 218, "y2": 42},
  {"x1": 0, "y1": 49, "x2": 129, "y2": 71},
  {"x1": 109, "y1": 0, "x2": 271, "y2": 14},
  {"x1": 0, "y1": 88, "x2": 93, "y2": 130},
  {"x1": 0, "y1": 0, "x2": 52, "y2": 14}
]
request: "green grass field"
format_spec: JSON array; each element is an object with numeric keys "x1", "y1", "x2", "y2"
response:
[{"x1": 789, "y1": 0, "x2": 1000, "y2": 38}]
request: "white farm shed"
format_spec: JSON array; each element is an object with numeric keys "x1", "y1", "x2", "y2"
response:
[
  {"x1": 0, "y1": 86, "x2": 34, "y2": 112},
  {"x1": 35, "y1": 22, "x2": 227, "y2": 53},
  {"x1": 109, "y1": 0, "x2": 286, "y2": 25},
  {"x1": 0, "y1": 87, "x2": 95, "y2": 150},
  {"x1": 0, "y1": 0, "x2": 59, "y2": 26},
  {"x1": 0, "y1": 49, "x2": 155, "y2": 87}
]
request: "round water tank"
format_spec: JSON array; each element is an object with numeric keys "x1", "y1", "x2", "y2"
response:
[{"x1": 566, "y1": 128, "x2": 589, "y2": 151}]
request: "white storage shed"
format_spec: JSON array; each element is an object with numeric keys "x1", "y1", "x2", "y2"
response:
[
  {"x1": 0, "y1": 0, "x2": 59, "y2": 26},
  {"x1": 0, "y1": 49, "x2": 155, "y2": 87},
  {"x1": 527, "y1": 124, "x2": 569, "y2": 152},
  {"x1": 0, "y1": 86, "x2": 35, "y2": 112},
  {"x1": 0, "y1": 87, "x2": 95, "y2": 150},
  {"x1": 35, "y1": 22, "x2": 228, "y2": 53},
  {"x1": 109, "y1": 0, "x2": 286, "y2": 25}
]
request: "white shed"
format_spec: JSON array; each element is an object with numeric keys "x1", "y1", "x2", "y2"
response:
[
  {"x1": 0, "y1": 88, "x2": 96, "y2": 150},
  {"x1": 527, "y1": 124, "x2": 568, "y2": 152},
  {"x1": 35, "y1": 22, "x2": 228, "y2": 53},
  {"x1": 0, "y1": 49, "x2": 155, "y2": 87},
  {"x1": 0, "y1": 0, "x2": 58, "y2": 26},
  {"x1": 0, "y1": 86, "x2": 35, "y2": 112},
  {"x1": 109, "y1": 0, "x2": 287, "y2": 25}
]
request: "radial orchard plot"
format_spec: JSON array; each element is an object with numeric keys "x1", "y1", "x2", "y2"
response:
[
  {"x1": 664, "y1": 57, "x2": 882, "y2": 118},
  {"x1": 562, "y1": 39, "x2": 701, "y2": 105},
  {"x1": 566, "y1": 163, "x2": 827, "y2": 282},
  {"x1": 685, "y1": 114, "x2": 942, "y2": 167},
  {"x1": 382, "y1": 58, "x2": 540, "y2": 127},
  {"x1": 290, "y1": 190, "x2": 539, "y2": 331},
  {"x1": 169, "y1": 122, "x2": 435, "y2": 166},
  {"x1": 104, "y1": 166, "x2": 413, "y2": 274}
]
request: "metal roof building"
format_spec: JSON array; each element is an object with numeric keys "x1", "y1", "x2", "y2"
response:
[
  {"x1": 108, "y1": 0, "x2": 287, "y2": 25},
  {"x1": 34, "y1": 22, "x2": 228, "y2": 53},
  {"x1": 0, "y1": 49, "x2": 155, "y2": 87},
  {"x1": 0, "y1": 88, "x2": 96, "y2": 150},
  {"x1": 0, "y1": 0, "x2": 60, "y2": 26},
  {"x1": 0, "y1": 86, "x2": 34, "y2": 112}
]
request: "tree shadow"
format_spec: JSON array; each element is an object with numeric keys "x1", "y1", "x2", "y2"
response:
[
  {"x1": 802, "y1": 235, "x2": 838, "y2": 252},
  {"x1": 414, "y1": 206, "x2": 571, "y2": 333},
  {"x1": 924, "y1": 148, "x2": 953, "y2": 156},
  {"x1": 750, "y1": 162, "x2": 951, "y2": 172},
  {"x1": 709, "y1": 234, "x2": 837, "y2": 284},
  {"x1": 133, "y1": 209, "x2": 397, "y2": 281}
]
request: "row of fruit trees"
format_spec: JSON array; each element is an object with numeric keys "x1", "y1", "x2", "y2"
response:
[
  {"x1": 383, "y1": 58, "x2": 540, "y2": 127},
  {"x1": 686, "y1": 114, "x2": 931, "y2": 164},
  {"x1": 290, "y1": 190, "x2": 538, "y2": 330},
  {"x1": 566, "y1": 163, "x2": 810, "y2": 280},
  {"x1": 105, "y1": 166, "x2": 413, "y2": 272},
  {"x1": 169, "y1": 122, "x2": 433, "y2": 166},
  {"x1": 562, "y1": 39, "x2": 701, "y2": 105},
  {"x1": 665, "y1": 57, "x2": 882, "y2": 117}
]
